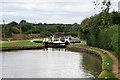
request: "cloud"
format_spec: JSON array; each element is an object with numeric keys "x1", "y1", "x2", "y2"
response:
[{"x1": 0, "y1": 0, "x2": 119, "y2": 24}]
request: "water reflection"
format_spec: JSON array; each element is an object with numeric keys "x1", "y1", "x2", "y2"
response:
[
  {"x1": 2, "y1": 48, "x2": 101, "y2": 78},
  {"x1": 81, "y1": 53, "x2": 102, "y2": 78}
]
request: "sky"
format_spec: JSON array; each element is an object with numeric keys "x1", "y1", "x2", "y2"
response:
[{"x1": 0, "y1": 0, "x2": 119, "y2": 24}]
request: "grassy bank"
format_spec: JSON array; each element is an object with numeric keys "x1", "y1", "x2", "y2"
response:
[
  {"x1": 68, "y1": 44, "x2": 116, "y2": 79},
  {"x1": 71, "y1": 38, "x2": 82, "y2": 42},
  {"x1": 1, "y1": 40, "x2": 42, "y2": 47}
]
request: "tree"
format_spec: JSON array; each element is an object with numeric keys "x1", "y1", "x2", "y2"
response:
[
  {"x1": 94, "y1": 0, "x2": 112, "y2": 29},
  {"x1": 110, "y1": 12, "x2": 120, "y2": 25},
  {"x1": 38, "y1": 22, "x2": 42, "y2": 26},
  {"x1": 20, "y1": 23, "x2": 33, "y2": 34},
  {"x1": 19, "y1": 20, "x2": 26, "y2": 24},
  {"x1": 94, "y1": 0, "x2": 111, "y2": 14},
  {"x1": 12, "y1": 25, "x2": 20, "y2": 34},
  {"x1": 8, "y1": 21, "x2": 18, "y2": 26}
]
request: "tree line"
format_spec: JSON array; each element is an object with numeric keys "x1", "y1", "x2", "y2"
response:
[
  {"x1": 79, "y1": 11, "x2": 120, "y2": 59},
  {"x1": 79, "y1": 0, "x2": 120, "y2": 59},
  {"x1": 1, "y1": 20, "x2": 79, "y2": 39}
]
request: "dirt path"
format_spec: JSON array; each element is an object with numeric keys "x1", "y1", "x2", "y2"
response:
[
  {"x1": 77, "y1": 41, "x2": 119, "y2": 79},
  {"x1": 91, "y1": 47, "x2": 119, "y2": 79}
]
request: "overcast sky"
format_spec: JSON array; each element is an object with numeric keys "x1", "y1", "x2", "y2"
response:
[{"x1": 0, "y1": 0, "x2": 119, "y2": 24}]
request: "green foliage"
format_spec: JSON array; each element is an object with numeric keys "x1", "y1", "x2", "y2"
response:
[
  {"x1": 1, "y1": 21, "x2": 80, "y2": 38},
  {"x1": 45, "y1": 26, "x2": 58, "y2": 33},
  {"x1": 87, "y1": 33, "x2": 96, "y2": 46},
  {"x1": 20, "y1": 22, "x2": 33, "y2": 33},
  {"x1": 97, "y1": 30, "x2": 106, "y2": 48},
  {"x1": 110, "y1": 25, "x2": 119, "y2": 57},
  {"x1": 19, "y1": 20, "x2": 26, "y2": 24},
  {"x1": 8, "y1": 21, "x2": 18, "y2": 26},
  {"x1": 12, "y1": 26, "x2": 20, "y2": 34},
  {"x1": 110, "y1": 12, "x2": 120, "y2": 25},
  {"x1": 79, "y1": 11, "x2": 120, "y2": 59}
]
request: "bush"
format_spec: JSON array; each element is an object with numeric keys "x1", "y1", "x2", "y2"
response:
[{"x1": 87, "y1": 33, "x2": 96, "y2": 46}]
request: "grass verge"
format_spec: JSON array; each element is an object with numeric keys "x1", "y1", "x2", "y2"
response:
[
  {"x1": 69, "y1": 44, "x2": 116, "y2": 79},
  {"x1": 1, "y1": 40, "x2": 42, "y2": 47},
  {"x1": 71, "y1": 38, "x2": 82, "y2": 42}
]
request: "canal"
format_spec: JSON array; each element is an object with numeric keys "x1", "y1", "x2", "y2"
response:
[{"x1": 2, "y1": 48, "x2": 102, "y2": 78}]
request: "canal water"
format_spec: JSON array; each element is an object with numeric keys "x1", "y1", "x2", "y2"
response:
[{"x1": 2, "y1": 48, "x2": 102, "y2": 78}]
